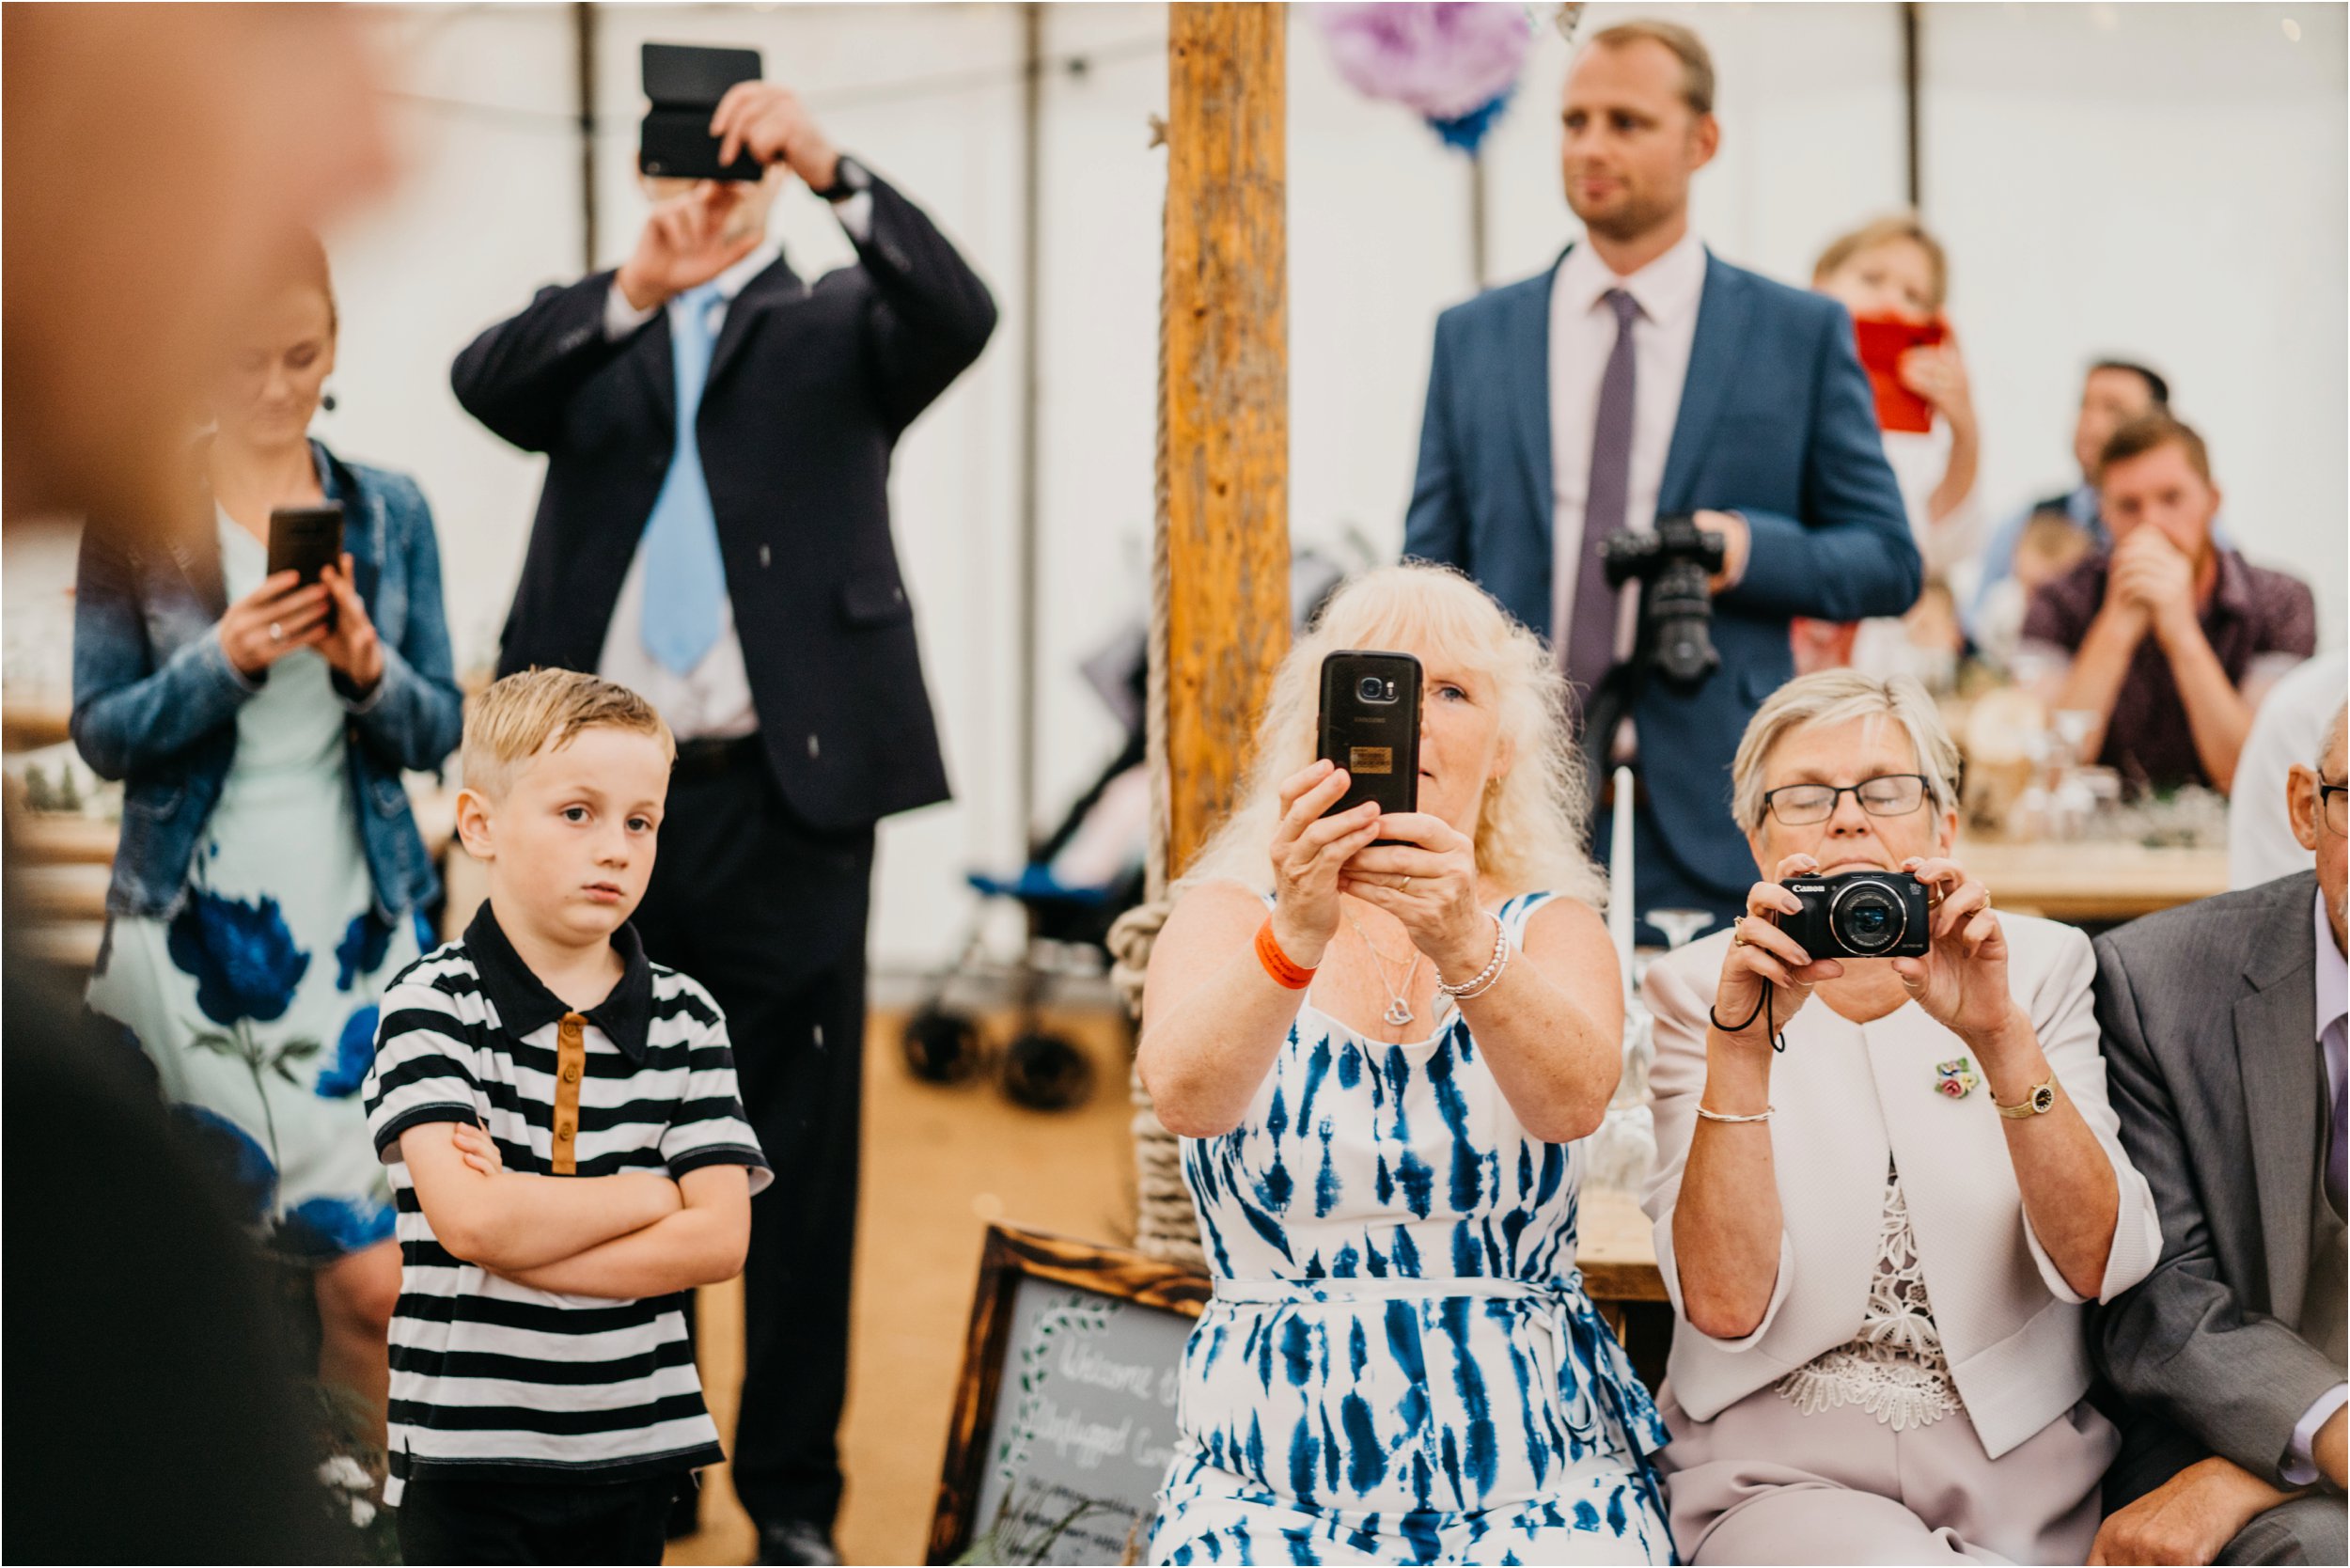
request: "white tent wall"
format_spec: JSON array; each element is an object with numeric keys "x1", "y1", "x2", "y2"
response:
[{"x1": 6, "y1": 3, "x2": 2341, "y2": 977}]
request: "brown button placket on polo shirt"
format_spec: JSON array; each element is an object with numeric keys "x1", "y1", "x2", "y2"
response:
[{"x1": 553, "y1": 1011, "x2": 588, "y2": 1175}]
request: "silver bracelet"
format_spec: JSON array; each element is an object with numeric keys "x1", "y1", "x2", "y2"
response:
[
  {"x1": 1436, "y1": 914, "x2": 1511, "y2": 999},
  {"x1": 1694, "y1": 1103, "x2": 1775, "y2": 1124}
]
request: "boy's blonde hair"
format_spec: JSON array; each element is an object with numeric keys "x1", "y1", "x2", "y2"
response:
[{"x1": 462, "y1": 667, "x2": 675, "y2": 800}]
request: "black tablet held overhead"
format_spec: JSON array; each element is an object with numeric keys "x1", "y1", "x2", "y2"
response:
[{"x1": 640, "y1": 42, "x2": 765, "y2": 182}]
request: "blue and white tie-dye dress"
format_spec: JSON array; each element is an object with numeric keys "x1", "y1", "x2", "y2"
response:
[{"x1": 1149, "y1": 893, "x2": 1674, "y2": 1566}]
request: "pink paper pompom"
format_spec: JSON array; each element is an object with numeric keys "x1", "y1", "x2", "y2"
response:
[{"x1": 1314, "y1": 3, "x2": 1538, "y2": 122}]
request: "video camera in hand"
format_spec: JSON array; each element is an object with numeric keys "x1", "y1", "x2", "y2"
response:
[
  {"x1": 1778, "y1": 870, "x2": 1931, "y2": 959},
  {"x1": 1601, "y1": 512, "x2": 1726, "y2": 689},
  {"x1": 639, "y1": 42, "x2": 765, "y2": 182}
]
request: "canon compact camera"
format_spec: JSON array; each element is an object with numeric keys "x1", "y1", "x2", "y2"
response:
[{"x1": 1778, "y1": 870, "x2": 1930, "y2": 960}]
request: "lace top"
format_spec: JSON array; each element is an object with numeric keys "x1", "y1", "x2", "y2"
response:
[{"x1": 1774, "y1": 1158, "x2": 1964, "y2": 1430}]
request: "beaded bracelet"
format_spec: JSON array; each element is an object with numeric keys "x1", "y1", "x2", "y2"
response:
[{"x1": 1435, "y1": 914, "x2": 1511, "y2": 1000}]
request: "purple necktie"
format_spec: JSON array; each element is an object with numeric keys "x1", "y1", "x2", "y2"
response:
[
  {"x1": 2329, "y1": 1035, "x2": 2344, "y2": 1213},
  {"x1": 1563, "y1": 288, "x2": 1643, "y2": 700}
]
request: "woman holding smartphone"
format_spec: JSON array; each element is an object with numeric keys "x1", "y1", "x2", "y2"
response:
[
  {"x1": 73, "y1": 231, "x2": 462, "y2": 1440},
  {"x1": 1138, "y1": 564, "x2": 1670, "y2": 1564}
]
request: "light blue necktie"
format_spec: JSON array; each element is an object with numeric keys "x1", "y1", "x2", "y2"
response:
[{"x1": 639, "y1": 281, "x2": 728, "y2": 674}]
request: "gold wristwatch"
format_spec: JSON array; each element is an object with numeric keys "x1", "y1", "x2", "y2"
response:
[{"x1": 1995, "y1": 1074, "x2": 2058, "y2": 1119}]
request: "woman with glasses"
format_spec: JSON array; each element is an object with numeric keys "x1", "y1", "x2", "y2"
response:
[{"x1": 1637, "y1": 670, "x2": 2159, "y2": 1563}]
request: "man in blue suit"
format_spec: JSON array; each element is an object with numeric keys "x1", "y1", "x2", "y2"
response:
[{"x1": 1405, "y1": 19, "x2": 1919, "y2": 940}]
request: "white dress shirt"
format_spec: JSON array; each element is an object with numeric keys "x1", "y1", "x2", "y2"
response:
[
  {"x1": 2229, "y1": 651, "x2": 2349, "y2": 889},
  {"x1": 593, "y1": 195, "x2": 873, "y2": 741},
  {"x1": 2283, "y1": 887, "x2": 2349, "y2": 1484},
  {"x1": 1546, "y1": 228, "x2": 1707, "y2": 662}
]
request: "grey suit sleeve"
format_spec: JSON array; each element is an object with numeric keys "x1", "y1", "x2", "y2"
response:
[
  {"x1": 2092, "y1": 933, "x2": 2343, "y2": 1484},
  {"x1": 1402, "y1": 309, "x2": 1470, "y2": 570}
]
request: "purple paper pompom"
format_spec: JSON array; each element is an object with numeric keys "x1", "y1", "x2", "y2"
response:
[{"x1": 1315, "y1": 2, "x2": 1537, "y2": 122}]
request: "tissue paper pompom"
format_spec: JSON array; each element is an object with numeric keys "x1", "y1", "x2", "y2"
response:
[{"x1": 1315, "y1": 3, "x2": 1537, "y2": 122}]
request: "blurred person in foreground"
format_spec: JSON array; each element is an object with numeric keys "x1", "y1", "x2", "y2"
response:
[
  {"x1": 4, "y1": 5, "x2": 394, "y2": 1561},
  {"x1": 2090, "y1": 703, "x2": 2348, "y2": 1565},
  {"x1": 1799, "y1": 213, "x2": 1980, "y2": 682},
  {"x1": 1405, "y1": 18, "x2": 1917, "y2": 945},
  {"x1": 73, "y1": 231, "x2": 462, "y2": 1443},
  {"x1": 1963, "y1": 359, "x2": 2170, "y2": 645},
  {"x1": 2022, "y1": 413, "x2": 2314, "y2": 794},
  {"x1": 1641, "y1": 671, "x2": 2156, "y2": 1561},
  {"x1": 1139, "y1": 564, "x2": 1670, "y2": 1564},
  {"x1": 451, "y1": 81, "x2": 995, "y2": 1565},
  {"x1": 2231, "y1": 652, "x2": 2350, "y2": 889}
]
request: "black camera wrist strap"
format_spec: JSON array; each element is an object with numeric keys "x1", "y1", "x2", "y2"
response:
[{"x1": 1707, "y1": 987, "x2": 1788, "y2": 1053}]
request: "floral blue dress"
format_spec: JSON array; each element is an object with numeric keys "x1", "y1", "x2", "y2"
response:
[
  {"x1": 1148, "y1": 893, "x2": 1674, "y2": 1566},
  {"x1": 86, "y1": 513, "x2": 422, "y2": 1262}
]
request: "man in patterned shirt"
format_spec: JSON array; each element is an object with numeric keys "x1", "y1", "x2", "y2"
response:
[
  {"x1": 2023, "y1": 413, "x2": 2315, "y2": 795},
  {"x1": 364, "y1": 669, "x2": 769, "y2": 1563}
]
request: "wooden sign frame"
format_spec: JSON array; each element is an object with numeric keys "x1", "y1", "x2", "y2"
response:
[{"x1": 926, "y1": 1223, "x2": 1213, "y2": 1565}]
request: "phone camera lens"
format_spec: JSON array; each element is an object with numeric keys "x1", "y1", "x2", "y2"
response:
[{"x1": 1357, "y1": 676, "x2": 1385, "y2": 701}]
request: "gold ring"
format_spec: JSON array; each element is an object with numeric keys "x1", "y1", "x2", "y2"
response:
[
  {"x1": 1731, "y1": 917, "x2": 1749, "y2": 947},
  {"x1": 1399, "y1": 876, "x2": 1412, "y2": 893}
]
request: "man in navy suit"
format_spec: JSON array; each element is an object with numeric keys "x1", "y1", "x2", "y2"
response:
[
  {"x1": 1405, "y1": 19, "x2": 1918, "y2": 939},
  {"x1": 454, "y1": 82, "x2": 995, "y2": 1566}
]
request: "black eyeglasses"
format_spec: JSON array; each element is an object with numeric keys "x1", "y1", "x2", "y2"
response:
[
  {"x1": 1762, "y1": 773, "x2": 1931, "y2": 827},
  {"x1": 2322, "y1": 780, "x2": 2346, "y2": 836}
]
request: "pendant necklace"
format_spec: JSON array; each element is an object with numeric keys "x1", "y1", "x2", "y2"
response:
[{"x1": 1344, "y1": 909, "x2": 1421, "y2": 1029}]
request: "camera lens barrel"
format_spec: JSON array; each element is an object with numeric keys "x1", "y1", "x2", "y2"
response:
[{"x1": 1827, "y1": 878, "x2": 1908, "y2": 956}]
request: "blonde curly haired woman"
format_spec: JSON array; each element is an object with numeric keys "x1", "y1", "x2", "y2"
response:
[{"x1": 1139, "y1": 562, "x2": 1670, "y2": 1564}]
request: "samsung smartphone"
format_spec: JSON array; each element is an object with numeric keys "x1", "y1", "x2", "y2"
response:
[
  {"x1": 267, "y1": 503, "x2": 345, "y2": 630},
  {"x1": 640, "y1": 42, "x2": 766, "y2": 181},
  {"x1": 1316, "y1": 651, "x2": 1421, "y2": 836}
]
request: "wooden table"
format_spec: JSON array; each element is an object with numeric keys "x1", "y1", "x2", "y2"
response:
[
  {"x1": 1959, "y1": 835, "x2": 2228, "y2": 924},
  {"x1": 1578, "y1": 1185, "x2": 1664, "y2": 1304}
]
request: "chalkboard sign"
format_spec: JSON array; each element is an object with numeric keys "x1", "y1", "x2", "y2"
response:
[{"x1": 928, "y1": 1225, "x2": 1211, "y2": 1565}]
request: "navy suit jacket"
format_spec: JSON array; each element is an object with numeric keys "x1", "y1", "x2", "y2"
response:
[{"x1": 1404, "y1": 247, "x2": 1919, "y2": 897}]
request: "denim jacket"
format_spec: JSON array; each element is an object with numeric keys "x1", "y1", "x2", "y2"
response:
[{"x1": 71, "y1": 441, "x2": 464, "y2": 921}]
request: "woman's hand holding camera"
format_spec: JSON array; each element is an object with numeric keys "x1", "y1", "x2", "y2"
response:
[
  {"x1": 1891, "y1": 856, "x2": 2026, "y2": 1057},
  {"x1": 1337, "y1": 814, "x2": 1488, "y2": 980},
  {"x1": 1714, "y1": 854, "x2": 1845, "y2": 1051},
  {"x1": 218, "y1": 570, "x2": 332, "y2": 678},
  {"x1": 1266, "y1": 760, "x2": 1383, "y2": 969}
]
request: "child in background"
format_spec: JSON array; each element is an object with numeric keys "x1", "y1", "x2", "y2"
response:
[
  {"x1": 1798, "y1": 213, "x2": 1984, "y2": 682},
  {"x1": 362, "y1": 668, "x2": 769, "y2": 1564},
  {"x1": 1975, "y1": 509, "x2": 2096, "y2": 673}
]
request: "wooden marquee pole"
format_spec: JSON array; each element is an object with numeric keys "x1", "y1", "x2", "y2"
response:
[
  {"x1": 1124, "y1": 2, "x2": 1289, "y2": 1264},
  {"x1": 1149, "y1": 1, "x2": 1290, "y2": 899}
]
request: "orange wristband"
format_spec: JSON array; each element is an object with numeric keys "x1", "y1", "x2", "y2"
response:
[{"x1": 1255, "y1": 917, "x2": 1316, "y2": 989}]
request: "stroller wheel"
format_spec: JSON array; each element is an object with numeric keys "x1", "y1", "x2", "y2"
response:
[
  {"x1": 902, "y1": 1006, "x2": 984, "y2": 1084},
  {"x1": 1000, "y1": 1030, "x2": 1094, "y2": 1112}
]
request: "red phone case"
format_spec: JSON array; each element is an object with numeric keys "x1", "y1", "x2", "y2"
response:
[{"x1": 1853, "y1": 316, "x2": 1947, "y2": 434}]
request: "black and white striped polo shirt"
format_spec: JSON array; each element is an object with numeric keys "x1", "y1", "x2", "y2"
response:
[{"x1": 362, "y1": 904, "x2": 771, "y2": 1504}]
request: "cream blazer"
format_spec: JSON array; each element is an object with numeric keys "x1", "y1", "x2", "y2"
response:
[{"x1": 1638, "y1": 912, "x2": 2161, "y2": 1459}]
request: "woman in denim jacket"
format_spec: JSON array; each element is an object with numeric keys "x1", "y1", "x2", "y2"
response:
[{"x1": 74, "y1": 234, "x2": 462, "y2": 1435}]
